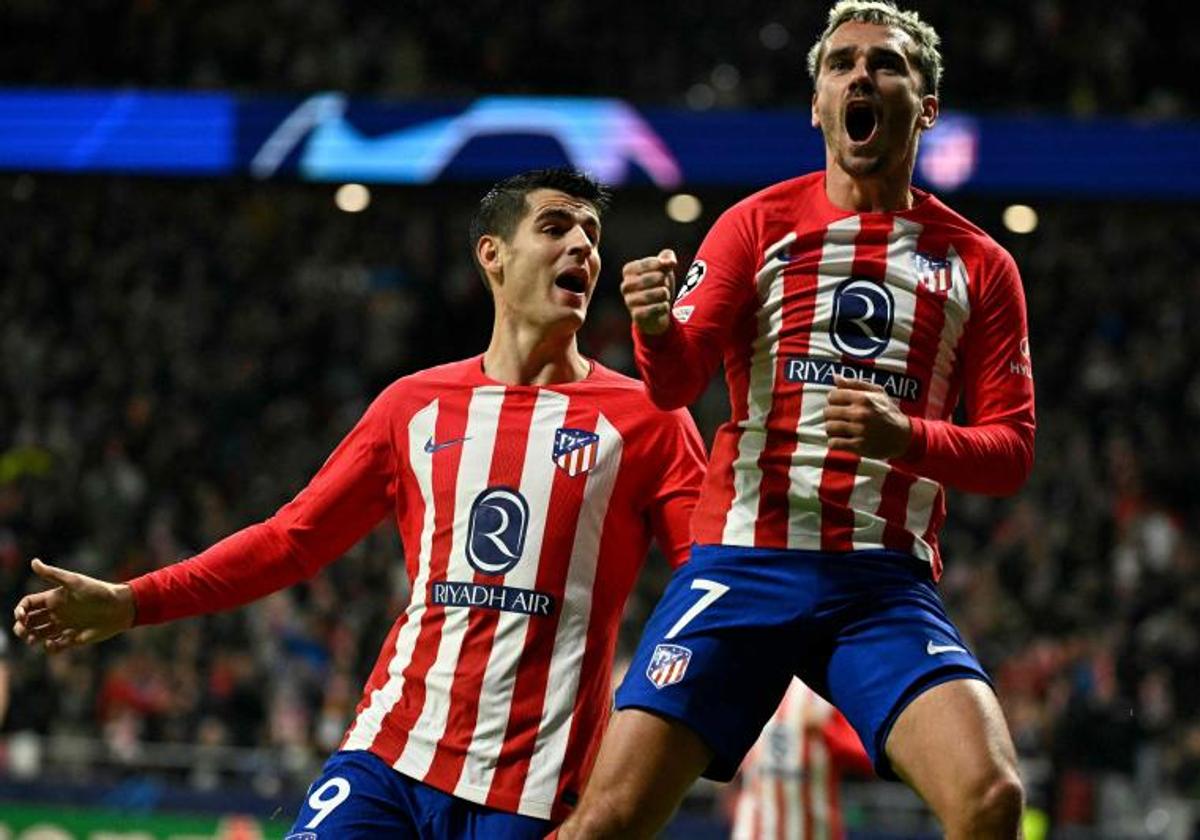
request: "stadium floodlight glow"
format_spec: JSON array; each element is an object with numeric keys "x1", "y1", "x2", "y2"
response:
[
  {"x1": 1002, "y1": 204, "x2": 1038, "y2": 234},
  {"x1": 666, "y1": 194, "x2": 702, "y2": 223},
  {"x1": 335, "y1": 183, "x2": 371, "y2": 213},
  {"x1": 759, "y1": 22, "x2": 790, "y2": 50}
]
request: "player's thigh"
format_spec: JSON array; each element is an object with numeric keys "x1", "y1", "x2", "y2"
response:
[
  {"x1": 822, "y1": 566, "x2": 991, "y2": 777},
  {"x1": 884, "y1": 677, "x2": 1021, "y2": 816},
  {"x1": 583, "y1": 707, "x2": 713, "y2": 818},
  {"x1": 614, "y1": 546, "x2": 802, "y2": 781},
  {"x1": 288, "y1": 750, "x2": 418, "y2": 839}
]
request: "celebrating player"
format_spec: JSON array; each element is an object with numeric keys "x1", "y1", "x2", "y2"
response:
[
  {"x1": 558, "y1": 2, "x2": 1035, "y2": 838},
  {"x1": 12, "y1": 167, "x2": 706, "y2": 839}
]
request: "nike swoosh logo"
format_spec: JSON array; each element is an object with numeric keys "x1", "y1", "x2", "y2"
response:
[
  {"x1": 424, "y1": 436, "x2": 470, "y2": 454},
  {"x1": 927, "y1": 640, "x2": 967, "y2": 656}
]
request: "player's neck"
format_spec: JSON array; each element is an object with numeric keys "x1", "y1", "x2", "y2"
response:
[
  {"x1": 824, "y1": 165, "x2": 914, "y2": 213},
  {"x1": 483, "y1": 324, "x2": 590, "y2": 386}
]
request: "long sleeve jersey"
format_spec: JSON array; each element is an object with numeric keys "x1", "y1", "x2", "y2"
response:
[
  {"x1": 128, "y1": 356, "x2": 706, "y2": 821},
  {"x1": 635, "y1": 172, "x2": 1034, "y2": 577}
]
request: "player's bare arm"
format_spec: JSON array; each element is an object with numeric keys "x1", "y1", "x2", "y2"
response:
[
  {"x1": 823, "y1": 374, "x2": 912, "y2": 458},
  {"x1": 13, "y1": 558, "x2": 135, "y2": 654},
  {"x1": 620, "y1": 249, "x2": 677, "y2": 336}
]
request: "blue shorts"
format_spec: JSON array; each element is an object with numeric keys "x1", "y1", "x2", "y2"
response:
[
  {"x1": 615, "y1": 544, "x2": 991, "y2": 781},
  {"x1": 287, "y1": 750, "x2": 552, "y2": 839}
]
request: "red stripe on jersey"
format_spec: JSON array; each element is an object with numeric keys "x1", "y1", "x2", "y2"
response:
[
  {"x1": 424, "y1": 392, "x2": 536, "y2": 794},
  {"x1": 487, "y1": 403, "x2": 596, "y2": 810},
  {"x1": 755, "y1": 229, "x2": 824, "y2": 546},
  {"x1": 878, "y1": 227, "x2": 947, "y2": 554},
  {"x1": 818, "y1": 217, "x2": 891, "y2": 551},
  {"x1": 340, "y1": 616, "x2": 404, "y2": 751},
  {"x1": 553, "y1": 455, "x2": 634, "y2": 807},
  {"x1": 370, "y1": 392, "x2": 472, "y2": 762},
  {"x1": 695, "y1": 299, "x2": 764, "y2": 544},
  {"x1": 340, "y1": 422, "x2": 415, "y2": 753}
]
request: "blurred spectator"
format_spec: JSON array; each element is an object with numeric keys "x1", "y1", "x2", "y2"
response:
[{"x1": 0, "y1": 1, "x2": 1195, "y2": 117}]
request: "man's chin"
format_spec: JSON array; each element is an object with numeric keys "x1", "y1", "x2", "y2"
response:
[{"x1": 838, "y1": 151, "x2": 887, "y2": 178}]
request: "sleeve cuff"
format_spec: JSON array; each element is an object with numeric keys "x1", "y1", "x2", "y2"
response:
[{"x1": 898, "y1": 415, "x2": 928, "y2": 464}]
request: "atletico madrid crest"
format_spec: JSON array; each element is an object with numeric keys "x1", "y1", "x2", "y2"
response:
[
  {"x1": 912, "y1": 251, "x2": 953, "y2": 294},
  {"x1": 646, "y1": 643, "x2": 692, "y2": 689},
  {"x1": 552, "y1": 427, "x2": 600, "y2": 477}
]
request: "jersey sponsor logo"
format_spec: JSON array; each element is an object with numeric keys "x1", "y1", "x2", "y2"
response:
[
  {"x1": 674, "y1": 260, "x2": 706, "y2": 303},
  {"x1": 912, "y1": 252, "x2": 953, "y2": 294},
  {"x1": 286, "y1": 834, "x2": 318, "y2": 840},
  {"x1": 784, "y1": 356, "x2": 921, "y2": 402},
  {"x1": 672, "y1": 304, "x2": 695, "y2": 323},
  {"x1": 646, "y1": 643, "x2": 692, "y2": 689},
  {"x1": 466, "y1": 486, "x2": 529, "y2": 575},
  {"x1": 430, "y1": 580, "x2": 556, "y2": 617},
  {"x1": 830, "y1": 277, "x2": 894, "y2": 359},
  {"x1": 553, "y1": 427, "x2": 600, "y2": 477},
  {"x1": 1008, "y1": 336, "x2": 1032, "y2": 378},
  {"x1": 424, "y1": 435, "x2": 470, "y2": 453},
  {"x1": 926, "y1": 640, "x2": 967, "y2": 655}
]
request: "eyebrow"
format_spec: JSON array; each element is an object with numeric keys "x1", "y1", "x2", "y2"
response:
[
  {"x1": 825, "y1": 44, "x2": 909, "y2": 66},
  {"x1": 535, "y1": 206, "x2": 601, "y2": 232}
]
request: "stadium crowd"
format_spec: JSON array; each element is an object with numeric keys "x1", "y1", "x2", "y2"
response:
[
  {"x1": 1, "y1": 0, "x2": 1196, "y2": 118},
  {"x1": 1, "y1": 172, "x2": 1198, "y2": 830}
]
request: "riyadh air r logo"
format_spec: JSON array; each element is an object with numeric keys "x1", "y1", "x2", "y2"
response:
[
  {"x1": 830, "y1": 277, "x2": 894, "y2": 359},
  {"x1": 466, "y1": 487, "x2": 530, "y2": 575}
]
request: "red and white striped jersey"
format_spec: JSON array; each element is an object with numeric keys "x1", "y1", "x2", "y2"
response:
[
  {"x1": 636, "y1": 172, "x2": 1035, "y2": 577},
  {"x1": 732, "y1": 680, "x2": 872, "y2": 840},
  {"x1": 129, "y1": 356, "x2": 706, "y2": 822}
]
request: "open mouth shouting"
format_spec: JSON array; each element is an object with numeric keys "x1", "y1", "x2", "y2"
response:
[
  {"x1": 844, "y1": 99, "x2": 879, "y2": 145},
  {"x1": 554, "y1": 266, "x2": 590, "y2": 302}
]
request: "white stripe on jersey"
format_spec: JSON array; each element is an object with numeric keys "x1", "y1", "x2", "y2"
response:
[
  {"x1": 343, "y1": 399, "x2": 441, "y2": 752},
  {"x1": 453, "y1": 390, "x2": 570, "y2": 805},
  {"x1": 721, "y1": 231, "x2": 797, "y2": 545},
  {"x1": 787, "y1": 217, "x2": 861, "y2": 550},
  {"x1": 847, "y1": 218, "x2": 921, "y2": 551},
  {"x1": 520, "y1": 411, "x2": 623, "y2": 815},
  {"x1": 396, "y1": 386, "x2": 505, "y2": 778}
]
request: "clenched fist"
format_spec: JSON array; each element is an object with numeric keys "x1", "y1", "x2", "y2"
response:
[
  {"x1": 621, "y1": 249, "x2": 678, "y2": 336},
  {"x1": 823, "y1": 375, "x2": 913, "y2": 459}
]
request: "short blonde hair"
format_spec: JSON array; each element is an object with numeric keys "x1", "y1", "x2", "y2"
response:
[{"x1": 806, "y1": 0, "x2": 943, "y2": 96}]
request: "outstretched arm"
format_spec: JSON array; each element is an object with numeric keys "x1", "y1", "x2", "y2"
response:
[{"x1": 13, "y1": 558, "x2": 135, "y2": 653}]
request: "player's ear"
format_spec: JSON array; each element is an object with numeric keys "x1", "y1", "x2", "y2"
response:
[
  {"x1": 477, "y1": 235, "x2": 504, "y2": 282},
  {"x1": 811, "y1": 92, "x2": 821, "y2": 129},
  {"x1": 918, "y1": 94, "x2": 938, "y2": 131}
]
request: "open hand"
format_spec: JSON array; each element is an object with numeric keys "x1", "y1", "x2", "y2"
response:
[{"x1": 13, "y1": 559, "x2": 135, "y2": 653}]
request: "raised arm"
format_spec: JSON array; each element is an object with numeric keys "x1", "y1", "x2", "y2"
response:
[{"x1": 14, "y1": 388, "x2": 401, "y2": 652}]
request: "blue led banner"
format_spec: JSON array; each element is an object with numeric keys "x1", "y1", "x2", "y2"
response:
[
  {"x1": 1, "y1": 88, "x2": 1197, "y2": 197},
  {"x1": 0, "y1": 89, "x2": 233, "y2": 175}
]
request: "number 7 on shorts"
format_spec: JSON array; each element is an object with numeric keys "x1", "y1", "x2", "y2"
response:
[{"x1": 665, "y1": 578, "x2": 729, "y2": 640}]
